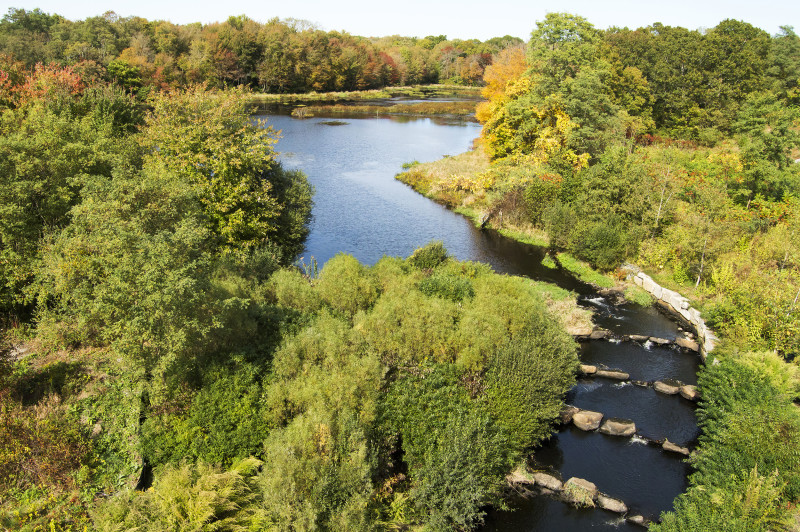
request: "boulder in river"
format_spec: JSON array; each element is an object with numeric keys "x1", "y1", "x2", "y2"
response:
[
  {"x1": 629, "y1": 334, "x2": 649, "y2": 342},
  {"x1": 560, "y1": 405, "x2": 580, "y2": 425},
  {"x1": 563, "y1": 477, "x2": 597, "y2": 507},
  {"x1": 597, "y1": 493, "x2": 628, "y2": 513},
  {"x1": 675, "y1": 337, "x2": 700, "y2": 352},
  {"x1": 679, "y1": 384, "x2": 700, "y2": 401},
  {"x1": 627, "y1": 515, "x2": 651, "y2": 527},
  {"x1": 572, "y1": 410, "x2": 603, "y2": 431},
  {"x1": 662, "y1": 439, "x2": 691, "y2": 456},
  {"x1": 533, "y1": 472, "x2": 563, "y2": 491},
  {"x1": 506, "y1": 465, "x2": 535, "y2": 485},
  {"x1": 595, "y1": 369, "x2": 630, "y2": 380},
  {"x1": 599, "y1": 418, "x2": 636, "y2": 437},
  {"x1": 590, "y1": 329, "x2": 610, "y2": 340},
  {"x1": 580, "y1": 364, "x2": 597, "y2": 375},
  {"x1": 649, "y1": 336, "x2": 671, "y2": 345},
  {"x1": 654, "y1": 379, "x2": 682, "y2": 395}
]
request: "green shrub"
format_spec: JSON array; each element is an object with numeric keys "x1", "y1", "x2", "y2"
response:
[
  {"x1": 92, "y1": 458, "x2": 264, "y2": 532},
  {"x1": 141, "y1": 364, "x2": 271, "y2": 468},
  {"x1": 316, "y1": 254, "x2": 380, "y2": 318},
  {"x1": 270, "y1": 268, "x2": 323, "y2": 313},
  {"x1": 484, "y1": 322, "x2": 578, "y2": 451},
  {"x1": 408, "y1": 241, "x2": 449, "y2": 270},
  {"x1": 417, "y1": 272, "x2": 475, "y2": 302},
  {"x1": 381, "y1": 366, "x2": 512, "y2": 530}
]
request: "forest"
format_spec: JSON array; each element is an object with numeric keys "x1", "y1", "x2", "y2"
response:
[
  {"x1": 0, "y1": 8, "x2": 522, "y2": 91},
  {"x1": 1, "y1": 6, "x2": 800, "y2": 532}
]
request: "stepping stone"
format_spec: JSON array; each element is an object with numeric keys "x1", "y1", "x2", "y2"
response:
[
  {"x1": 590, "y1": 330, "x2": 610, "y2": 340},
  {"x1": 599, "y1": 418, "x2": 636, "y2": 437},
  {"x1": 560, "y1": 405, "x2": 580, "y2": 425},
  {"x1": 680, "y1": 384, "x2": 700, "y2": 401},
  {"x1": 649, "y1": 337, "x2": 671, "y2": 345},
  {"x1": 595, "y1": 369, "x2": 630, "y2": 380},
  {"x1": 597, "y1": 493, "x2": 628, "y2": 513},
  {"x1": 675, "y1": 337, "x2": 700, "y2": 352},
  {"x1": 533, "y1": 472, "x2": 563, "y2": 491},
  {"x1": 563, "y1": 477, "x2": 597, "y2": 507},
  {"x1": 629, "y1": 334, "x2": 649, "y2": 342},
  {"x1": 654, "y1": 379, "x2": 681, "y2": 395},
  {"x1": 580, "y1": 364, "x2": 597, "y2": 375},
  {"x1": 572, "y1": 410, "x2": 603, "y2": 431},
  {"x1": 627, "y1": 515, "x2": 650, "y2": 527},
  {"x1": 662, "y1": 439, "x2": 690, "y2": 456}
]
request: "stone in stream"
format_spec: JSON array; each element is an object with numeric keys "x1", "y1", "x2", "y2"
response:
[
  {"x1": 599, "y1": 418, "x2": 636, "y2": 437},
  {"x1": 627, "y1": 515, "x2": 651, "y2": 527},
  {"x1": 560, "y1": 405, "x2": 580, "y2": 425},
  {"x1": 649, "y1": 336, "x2": 671, "y2": 345},
  {"x1": 595, "y1": 369, "x2": 630, "y2": 380},
  {"x1": 580, "y1": 364, "x2": 597, "y2": 375},
  {"x1": 632, "y1": 380, "x2": 649, "y2": 387},
  {"x1": 675, "y1": 337, "x2": 700, "y2": 352},
  {"x1": 680, "y1": 384, "x2": 700, "y2": 401},
  {"x1": 532, "y1": 472, "x2": 563, "y2": 491},
  {"x1": 572, "y1": 410, "x2": 603, "y2": 431},
  {"x1": 597, "y1": 493, "x2": 628, "y2": 514},
  {"x1": 654, "y1": 379, "x2": 682, "y2": 395},
  {"x1": 662, "y1": 439, "x2": 691, "y2": 456},
  {"x1": 629, "y1": 334, "x2": 650, "y2": 342},
  {"x1": 589, "y1": 329, "x2": 610, "y2": 340},
  {"x1": 505, "y1": 466, "x2": 535, "y2": 486},
  {"x1": 563, "y1": 477, "x2": 598, "y2": 507}
]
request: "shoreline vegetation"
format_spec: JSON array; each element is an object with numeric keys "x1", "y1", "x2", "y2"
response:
[
  {"x1": 289, "y1": 101, "x2": 479, "y2": 119},
  {"x1": 247, "y1": 84, "x2": 483, "y2": 105}
]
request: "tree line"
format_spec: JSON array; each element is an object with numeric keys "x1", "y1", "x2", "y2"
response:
[{"x1": 0, "y1": 8, "x2": 523, "y2": 92}]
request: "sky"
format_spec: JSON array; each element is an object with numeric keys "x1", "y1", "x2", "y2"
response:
[{"x1": 1, "y1": 0, "x2": 798, "y2": 41}]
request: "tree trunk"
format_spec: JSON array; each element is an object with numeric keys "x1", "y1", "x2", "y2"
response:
[{"x1": 695, "y1": 236, "x2": 708, "y2": 288}]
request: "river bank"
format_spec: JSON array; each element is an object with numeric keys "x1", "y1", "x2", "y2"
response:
[
  {"x1": 247, "y1": 84, "x2": 483, "y2": 105},
  {"x1": 395, "y1": 142, "x2": 800, "y2": 530}
]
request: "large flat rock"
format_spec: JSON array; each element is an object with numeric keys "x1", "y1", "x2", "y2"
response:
[
  {"x1": 533, "y1": 472, "x2": 563, "y2": 491},
  {"x1": 680, "y1": 384, "x2": 700, "y2": 401},
  {"x1": 599, "y1": 418, "x2": 636, "y2": 437},
  {"x1": 675, "y1": 337, "x2": 700, "y2": 352},
  {"x1": 597, "y1": 493, "x2": 628, "y2": 513},
  {"x1": 595, "y1": 369, "x2": 630, "y2": 380},
  {"x1": 654, "y1": 380, "x2": 682, "y2": 395},
  {"x1": 564, "y1": 477, "x2": 597, "y2": 507},
  {"x1": 572, "y1": 410, "x2": 603, "y2": 431}
]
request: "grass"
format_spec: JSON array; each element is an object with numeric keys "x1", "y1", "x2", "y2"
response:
[
  {"x1": 294, "y1": 101, "x2": 478, "y2": 118},
  {"x1": 247, "y1": 84, "x2": 483, "y2": 104},
  {"x1": 624, "y1": 285, "x2": 654, "y2": 306},
  {"x1": 556, "y1": 253, "x2": 615, "y2": 288},
  {"x1": 497, "y1": 224, "x2": 549, "y2": 248}
]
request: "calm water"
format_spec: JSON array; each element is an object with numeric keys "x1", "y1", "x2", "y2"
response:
[{"x1": 258, "y1": 109, "x2": 698, "y2": 530}]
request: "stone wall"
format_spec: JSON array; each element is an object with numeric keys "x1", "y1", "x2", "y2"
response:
[{"x1": 629, "y1": 269, "x2": 717, "y2": 360}]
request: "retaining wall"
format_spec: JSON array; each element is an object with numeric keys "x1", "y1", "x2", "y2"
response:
[{"x1": 627, "y1": 268, "x2": 717, "y2": 360}]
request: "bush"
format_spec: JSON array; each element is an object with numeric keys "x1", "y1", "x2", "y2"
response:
[
  {"x1": 417, "y1": 272, "x2": 475, "y2": 302},
  {"x1": 316, "y1": 254, "x2": 380, "y2": 319},
  {"x1": 381, "y1": 366, "x2": 512, "y2": 530},
  {"x1": 408, "y1": 241, "x2": 449, "y2": 270},
  {"x1": 92, "y1": 458, "x2": 264, "y2": 532},
  {"x1": 484, "y1": 322, "x2": 577, "y2": 451},
  {"x1": 141, "y1": 364, "x2": 272, "y2": 468}
]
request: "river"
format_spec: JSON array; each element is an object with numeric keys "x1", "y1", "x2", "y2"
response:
[{"x1": 256, "y1": 108, "x2": 699, "y2": 531}]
